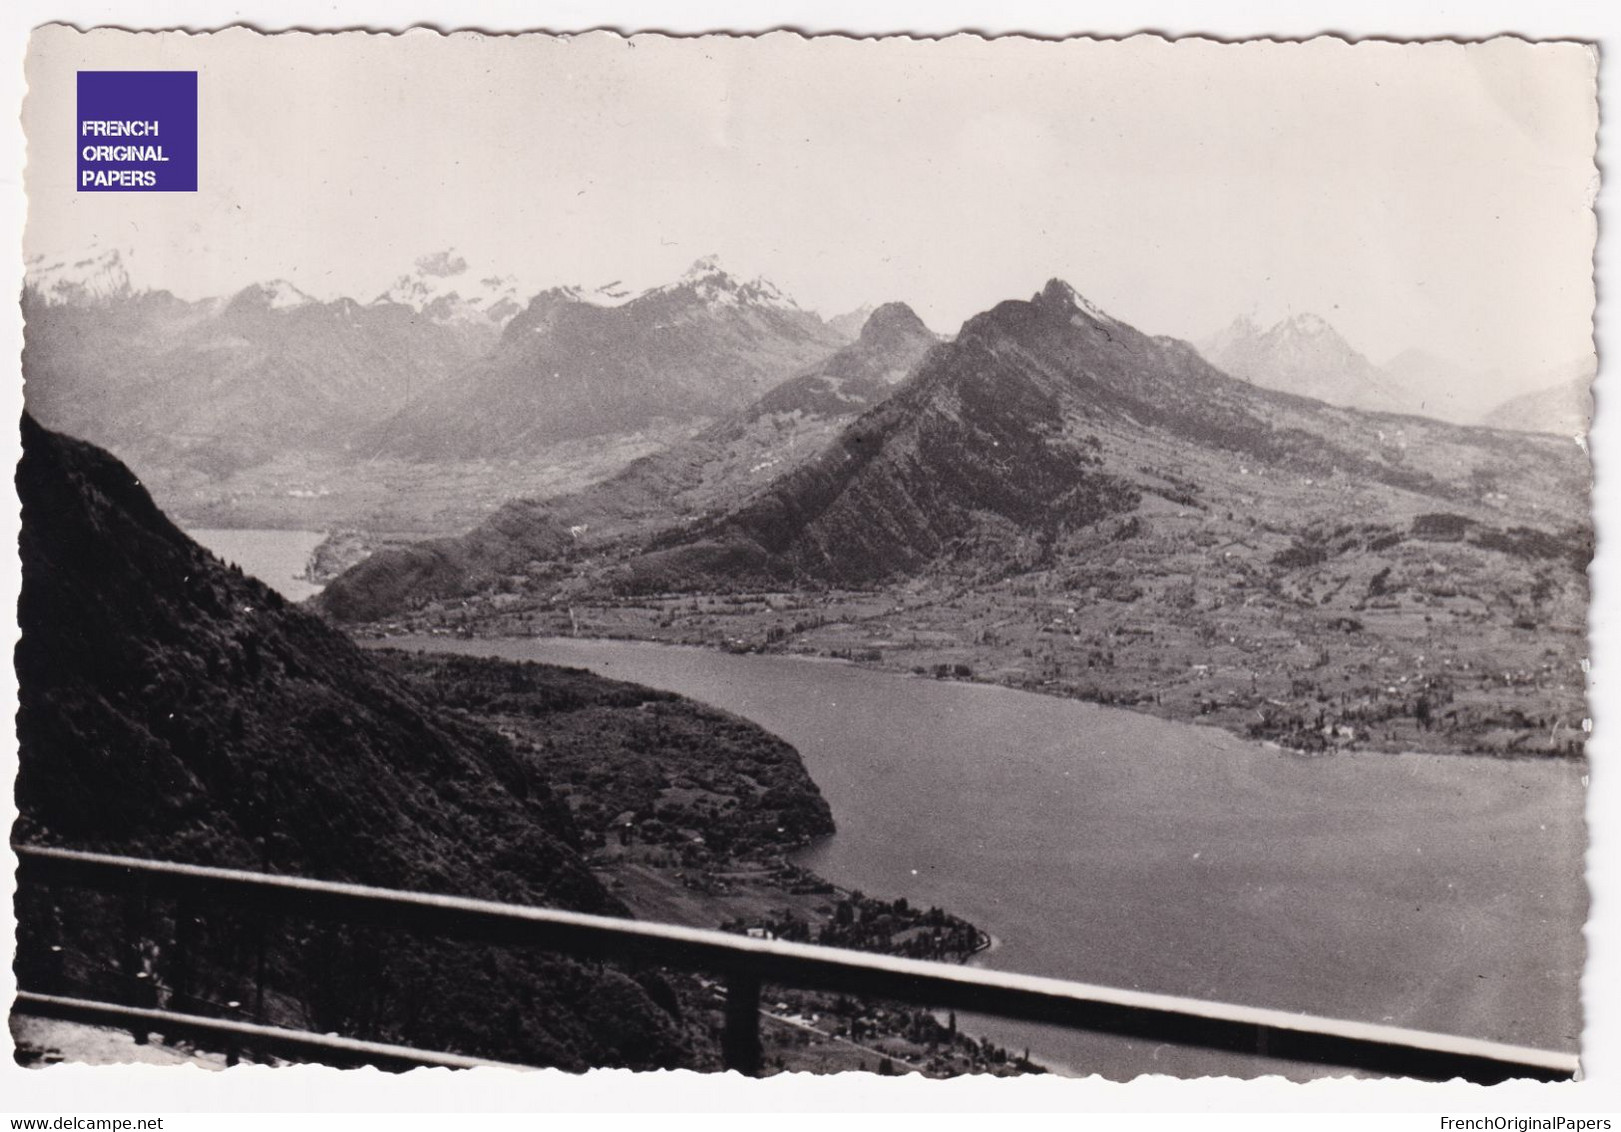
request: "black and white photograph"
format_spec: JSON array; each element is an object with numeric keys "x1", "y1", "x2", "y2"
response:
[{"x1": 2, "y1": 11, "x2": 1613, "y2": 1118}]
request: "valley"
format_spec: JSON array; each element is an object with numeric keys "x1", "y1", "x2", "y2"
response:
[{"x1": 156, "y1": 424, "x2": 698, "y2": 536}]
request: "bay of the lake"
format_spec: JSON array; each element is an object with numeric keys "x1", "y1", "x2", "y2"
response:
[{"x1": 379, "y1": 634, "x2": 1585, "y2": 1079}]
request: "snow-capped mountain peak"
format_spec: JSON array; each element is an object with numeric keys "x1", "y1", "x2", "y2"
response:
[
  {"x1": 374, "y1": 249, "x2": 523, "y2": 326},
  {"x1": 24, "y1": 247, "x2": 135, "y2": 306},
  {"x1": 1276, "y1": 311, "x2": 1333, "y2": 338},
  {"x1": 681, "y1": 254, "x2": 725, "y2": 280},
  {"x1": 233, "y1": 279, "x2": 317, "y2": 311},
  {"x1": 665, "y1": 255, "x2": 800, "y2": 311}
]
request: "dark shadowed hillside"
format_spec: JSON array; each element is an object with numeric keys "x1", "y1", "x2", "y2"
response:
[
  {"x1": 376, "y1": 650, "x2": 834, "y2": 856},
  {"x1": 11, "y1": 413, "x2": 701, "y2": 1068},
  {"x1": 599, "y1": 280, "x2": 1583, "y2": 592},
  {"x1": 15, "y1": 413, "x2": 595, "y2": 901}
]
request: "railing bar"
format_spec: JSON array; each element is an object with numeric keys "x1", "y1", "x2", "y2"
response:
[
  {"x1": 13, "y1": 992, "x2": 534, "y2": 1072},
  {"x1": 14, "y1": 844, "x2": 1580, "y2": 1082}
]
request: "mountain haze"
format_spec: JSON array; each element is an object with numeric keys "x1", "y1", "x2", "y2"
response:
[
  {"x1": 21, "y1": 249, "x2": 508, "y2": 479},
  {"x1": 319, "y1": 302, "x2": 940, "y2": 620},
  {"x1": 1481, "y1": 358, "x2": 1597, "y2": 436},
  {"x1": 1198, "y1": 312, "x2": 1419, "y2": 416},
  {"x1": 367, "y1": 258, "x2": 852, "y2": 459}
]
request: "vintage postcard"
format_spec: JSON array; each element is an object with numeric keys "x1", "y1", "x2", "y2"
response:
[{"x1": 5, "y1": 21, "x2": 1602, "y2": 1105}]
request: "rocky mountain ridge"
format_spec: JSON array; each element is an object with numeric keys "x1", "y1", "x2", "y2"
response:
[
  {"x1": 328, "y1": 277, "x2": 1589, "y2": 614},
  {"x1": 594, "y1": 279, "x2": 1574, "y2": 593},
  {"x1": 316, "y1": 278, "x2": 1589, "y2": 766},
  {"x1": 318, "y1": 301, "x2": 940, "y2": 620}
]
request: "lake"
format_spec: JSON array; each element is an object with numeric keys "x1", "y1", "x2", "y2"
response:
[
  {"x1": 186, "y1": 528, "x2": 327, "y2": 603},
  {"x1": 381, "y1": 634, "x2": 1586, "y2": 1079}
]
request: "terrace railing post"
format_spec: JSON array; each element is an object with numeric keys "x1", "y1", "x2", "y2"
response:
[
  {"x1": 121, "y1": 876, "x2": 153, "y2": 1046},
  {"x1": 165, "y1": 899, "x2": 195, "y2": 1045},
  {"x1": 253, "y1": 922, "x2": 267, "y2": 1020},
  {"x1": 225, "y1": 1000, "x2": 242, "y2": 1067},
  {"x1": 721, "y1": 972, "x2": 762, "y2": 1076}
]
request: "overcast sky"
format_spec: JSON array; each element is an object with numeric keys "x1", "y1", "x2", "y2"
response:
[{"x1": 23, "y1": 27, "x2": 1597, "y2": 388}]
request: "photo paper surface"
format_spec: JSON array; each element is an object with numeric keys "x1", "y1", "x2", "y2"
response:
[{"x1": 8, "y1": 24, "x2": 1600, "y2": 1092}]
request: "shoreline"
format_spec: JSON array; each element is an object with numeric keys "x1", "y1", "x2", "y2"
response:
[{"x1": 359, "y1": 629, "x2": 1586, "y2": 768}]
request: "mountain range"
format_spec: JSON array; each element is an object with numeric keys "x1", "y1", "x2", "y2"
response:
[
  {"x1": 365, "y1": 256, "x2": 853, "y2": 459},
  {"x1": 20, "y1": 251, "x2": 859, "y2": 486},
  {"x1": 328, "y1": 278, "x2": 1587, "y2": 614},
  {"x1": 318, "y1": 301, "x2": 940, "y2": 620},
  {"x1": 21, "y1": 248, "x2": 506, "y2": 479},
  {"x1": 1197, "y1": 313, "x2": 1595, "y2": 432},
  {"x1": 22, "y1": 247, "x2": 1592, "y2": 559},
  {"x1": 315, "y1": 277, "x2": 1589, "y2": 765}
]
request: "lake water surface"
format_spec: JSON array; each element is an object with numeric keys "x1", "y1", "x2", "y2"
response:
[
  {"x1": 382, "y1": 634, "x2": 1586, "y2": 1078},
  {"x1": 187, "y1": 529, "x2": 326, "y2": 602}
]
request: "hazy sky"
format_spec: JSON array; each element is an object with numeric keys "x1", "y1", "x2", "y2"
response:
[{"x1": 24, "y1": 27, "x2": 1597, "y2": 386}]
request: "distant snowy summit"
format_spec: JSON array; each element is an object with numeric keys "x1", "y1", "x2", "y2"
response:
[
  {"x1": 227, "y1": 278, "x2": 319, "y2": 313},
  {"x1": 24, "y1": 247, "x2": 850, "y2": 334},
  {"x1": 24, "y1": 245, "x2": 528, "y2": 329},
  {"x1": 373, "y1": 249, "x2": 523, "y2": 327},
  {"x1": 1198, "y1": 310, "x2": 1595, "y2": 432},
  {"x1": 657, "y1": 254, "x2": 802, "y2": 311},
  {"x1": 369, "y1": 255, "x2": 851, "y2": 458},
  {"x1": 24, "y1": 247, "x2": 135, "y2": 306}
]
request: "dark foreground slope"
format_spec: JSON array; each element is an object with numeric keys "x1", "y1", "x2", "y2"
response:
[
  {"x1": 320, "y1": 303, "x2": 939, "y2": 621},
  {"x1": 13, "y1": 413, "x2": 1019, "y2": 1076},
  {"x1": 12, "y1": 414, "x2": 698, "y2": 1068}
]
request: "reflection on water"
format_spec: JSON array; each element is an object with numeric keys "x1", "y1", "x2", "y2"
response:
[{"x1": 381, "y1": 634, "x2": 1585, "y2": 1078}]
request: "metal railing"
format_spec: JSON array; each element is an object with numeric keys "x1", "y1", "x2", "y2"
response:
[{"x1": 12, "y1": 844, "x2": 1581, "y2": 1082}]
